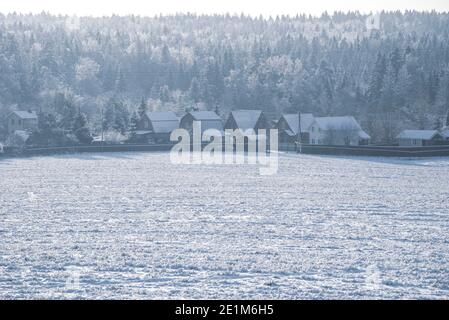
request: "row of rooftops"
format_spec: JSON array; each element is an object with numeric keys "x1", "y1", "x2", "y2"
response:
[
  {"x1": 140, "y1": 110, "x2": 449, "y2": 142},
  {"x1": 142, "y1": 110, "x2": 371, "y2": 138},
  {"x1": 8, "y1": 109, "x2": 370, "y2": 138},
  {"x1": 10, "y1": 109, "x2": 448, "y2": 142}
]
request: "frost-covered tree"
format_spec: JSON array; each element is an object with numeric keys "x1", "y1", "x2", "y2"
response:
[
  {"x1": 1, "y1": 12, "x2": 449, "y2": 144},
  {"x1": 73, "y1": 112, "x2": 93, "y2": 144},
  {"x1": 137, "y1": 98, "x2": 147, "y2": 119}
]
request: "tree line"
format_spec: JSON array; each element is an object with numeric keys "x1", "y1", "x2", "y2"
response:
[{"x1": 1, "y1": 11, "x2": 449, "y2": 144}]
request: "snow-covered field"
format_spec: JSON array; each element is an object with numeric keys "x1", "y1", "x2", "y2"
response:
[{"x1": 1, "y1": 152, "x2": 449, "y2": 299}]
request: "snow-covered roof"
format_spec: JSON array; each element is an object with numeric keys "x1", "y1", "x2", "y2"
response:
[
  {"x1": 281, "y1": 113, "x2": 315, "y2": 135},
  {"x1": 189, "y1": 111, "x2": 222, "y2": 121},
  {"x1": 314, "y1": 116, "x2": 362, "y2": 131},
  {"x1": 146, "y1": 111, "x2": 178, "y2": 122},
  {"x1": 187, "y1": 111, "x2": 223, "y2": 132},
  {"x1": 228, "y1": 110, "x2": 263, "y2": 130},
  {"x1": 10, "y1": 111, "x2": 38, "y2": 119},
  {"x1": 396, "y1": 130, "x2": 441, "y2": 140},
  {"x1": 358, "y1": 130, "x2": 371, "y2": 140},
  {"x1": 135, "y1": 130, "x2": 152, "y2": 135},
  {"x1": 200, "y1": 120, "x2": 224, "y2": 132},
  {"x1": 146, "y1": 111, "x2": 179, "y2": 133},
  {"x1": 12, "y1": 130, "x2": 30, "y2": 141}
]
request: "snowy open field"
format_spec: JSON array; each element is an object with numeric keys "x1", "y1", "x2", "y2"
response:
[{"x1": 1, "y1": 152, "x2": 449, "y2": 299}]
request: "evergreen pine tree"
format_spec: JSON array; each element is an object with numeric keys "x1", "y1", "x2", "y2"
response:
[
  {"x1": 137, "y1": 98, "x2": 147, "y2": 119},
  {"x1": 128, "y1": 111, "x2": 139, "y2": 141},
  {"x1": 73, "y1": 112, "x2": 93, "y2": 144}
]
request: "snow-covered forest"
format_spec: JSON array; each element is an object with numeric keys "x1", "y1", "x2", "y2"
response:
[{"x1": 1, "y1": 11, "x2": 449, "y2": 143}]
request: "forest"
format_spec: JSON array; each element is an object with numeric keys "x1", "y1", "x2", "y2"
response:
[{"x1": 1, "y1": 11, "x2": 449, "y2": 144}]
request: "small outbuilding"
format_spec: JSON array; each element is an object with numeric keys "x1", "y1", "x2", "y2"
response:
[{"x1": 396, "y1": 130, "x2": 444, "y2": 146}]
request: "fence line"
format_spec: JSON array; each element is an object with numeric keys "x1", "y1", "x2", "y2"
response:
[{"x1": 2, "y1": 143, "x2": 449, "y2": 158}]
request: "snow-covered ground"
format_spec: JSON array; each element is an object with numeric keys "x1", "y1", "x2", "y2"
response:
[{"x1": 1, "y1": 152, "x2": 449, "y2": 299}]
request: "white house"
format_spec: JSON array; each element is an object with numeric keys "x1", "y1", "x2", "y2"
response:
[
  {"x1": 6, "y1": 111, "x2": 38, "y2": 134},
  {"x1": 307, "y1": 116, "x2": 370, "y2": 146},
  {"x1": 396, "y1": 130, "x2": 444, "y2": 146}
]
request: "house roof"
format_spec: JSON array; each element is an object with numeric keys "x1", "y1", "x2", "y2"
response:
[
  {"x1": 281, "y1": 113, "x2": 315, "y2": 135},
  {"x1": 358, "y1": 130, "x2": 371, "y2": 140},
  {"x1": 12, "y1": 130, "x2": 31, "y2": 141},
  {"x1": 135, "y1": 130, "x2": 152, "y2": 135},
  {"x1": 9, "y1": 111, "x2": 38, "y2": 119},
  {"x1": 189, "y1": 111, "x2": 222, "y2": 121},
  {"x1": 310, "y1": 116, "x2": 371, "y2": 139},
  {"x1": 146, "y1": 111, "x2": 178, "y2": 122},
  {"x1": 187, "y1": 111, "x2": 223, "y2": 132},
  {"x1": 313, "y1": 116, "x2": 362, "y2": 131},
  {"x1": 200, "y1": 120, "x2": 224, "y2": 132},
  {"x1": 145, "y1": 111, "x2": 179, "y2": 133},
  {"x1": 396, "y1": 130, "x2": 441, "y2": 140},
  {"x1": 228, "y1": 110, "x2": 263, "y2": 130}
]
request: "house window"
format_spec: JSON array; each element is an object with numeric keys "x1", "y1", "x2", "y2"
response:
[
  {"x1": 18, "y1": 120, "x2": 22, "y2": 125},
  {"x1": 312, "y1": 139, "x2": 315, "y2": 144},
  {"x1": 11, "y1": 119, "x2": 15, "y2": 125},
  {"x1": 311, "y1": 127, "x2": 315, "y2": 132}
]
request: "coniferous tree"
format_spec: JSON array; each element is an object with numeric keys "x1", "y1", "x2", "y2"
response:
[
  {"x1": 73, "y1": 112, "x2": 93, "y2": 144},
  {"x1": 1, "y1": 12, "x2": 449, "y2": 144},
  {"x1": 128, "y1": 111, "x2": 139, "y2": 142},
  {"x1": 137, "y1": 98, "x2": 147, "y2": 120}
]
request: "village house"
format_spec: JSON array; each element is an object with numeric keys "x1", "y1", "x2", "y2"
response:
[
  {"x1": 276, "y1": 113, "x2": 315, "y2": 144},
  {"x1": 136, "y1": 111, "x2": 179, "y2": 143},
  {"x1": 396, "y1": 130, "x2": 444, "y2": 146},
  {"x1": 6, "y1": 111, "x2": 38, "y2": 135},
  {"x1": 224, "y1": 110, "x2": 270, "y2": 133},
  {"x1": 222, "y1": 109, "x2": 271, "y2": 149},
  {"x1": 307, "y1": 116, "x2": 371, "y2": 146},
  {"x1": 179, "y1": 111, "x2": 223, "y2": 135}
]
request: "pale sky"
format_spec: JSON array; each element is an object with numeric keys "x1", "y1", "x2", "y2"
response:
[{"x1": 0, "y1": 0, "x2": 448, "y2": 17}]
